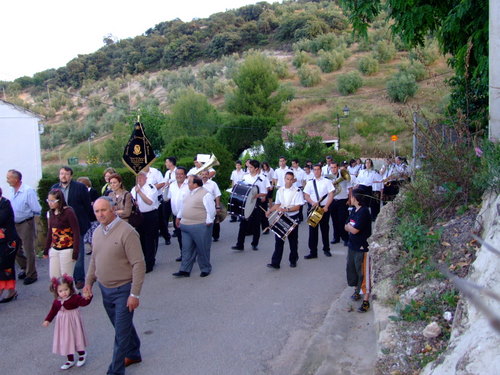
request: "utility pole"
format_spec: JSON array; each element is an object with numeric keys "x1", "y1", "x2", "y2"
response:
[{"x1": 490, "y1": 0, "x2": 500, "y2": 142}]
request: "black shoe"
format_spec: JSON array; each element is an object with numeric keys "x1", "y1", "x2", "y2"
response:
[
  {"x1": 0, "y1": 291, "x2": 18, "y2": 303},
  {"x1": 23, "y1": 277, "x2": 37, "y2": 285},
  {"x1": 304, "y1": 254, "x2": 317, "y2": 259},
  {"x1": 262, "y1": 231, "x2": 269, "y2": 235},
  {"x1": 229, "y1": 219, "x2": 237, "y2": 223},
  {"x1": 351, "y1": 292, "x2": 361, "y2": 301},
  {"x1": 172, "y1": 271, "x2": 190, "y2": 278},
  {"x1": 324, "y1": 251, "x2": 332, "y2": 257},
  {"x1": 232, "y1": 245, "x2": 244, "y2": 251},
  {"x1": 124, "y1": 357, "x2": 142, "y2": 367},
  {"x1": 290, "y1": 262, "x2": 297, "y2": 268},
  {"x1": 175, "y1": 256, "x2": 182, "y2": 262},
  {"x1": 200, "y1": 272, "x2": 210, "y2": 277},
  {"x1": 267, "y1": 263, "x2": 280, "y2": 269},
  {"x1": 252, "y1": 245, "x2": 259, "y2": 251},
  {"x1": 172, "y1": 232, "x2": 178, "y2": 237},
  {"x1": 213, "y1": 238, "x2": 218, "y2": 242},
  {"x1": 358, "y1": 300, "x2": 370, "y2": 313},
  {"x1": 331, "y1": 239, "x2": 340, "y2": 244},
  {"x1": 165, "y1": 239, "x2": 171, "y2": 245},
  {"x1": 18, "y1": 271, "x2": 26, "y2": 280}
]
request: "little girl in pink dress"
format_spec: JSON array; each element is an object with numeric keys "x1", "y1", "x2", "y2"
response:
[{"x1": 42, "y1": 274, "x2": 92, "y2": 370}]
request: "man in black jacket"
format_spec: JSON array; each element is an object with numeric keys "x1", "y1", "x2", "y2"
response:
[{"x1": 52, "y1": 166, "x2": 92, "y2": 289}]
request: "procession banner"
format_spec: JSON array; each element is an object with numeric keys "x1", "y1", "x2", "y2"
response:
[{"x1": 122, "y1": 122, "x2": 156, "y2": 175}]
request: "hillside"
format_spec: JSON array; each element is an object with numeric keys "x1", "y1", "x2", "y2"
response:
[{"x1": 2, "y1": 0, "x2": 452, "y2": 166}]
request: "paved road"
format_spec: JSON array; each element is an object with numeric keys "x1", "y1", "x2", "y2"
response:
[{"x1": 2, "y1": 218, "x2": 350, "y2": 375}]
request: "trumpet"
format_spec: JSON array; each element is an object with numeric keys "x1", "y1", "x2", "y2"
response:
[
  {"x1": 193, "y1": 153, "x2": 219, "y2": 175},
  {"x1": 332, "y1": 169, "x2": 351, "y2": 197}
]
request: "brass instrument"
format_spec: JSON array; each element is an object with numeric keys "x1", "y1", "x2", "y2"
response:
[
  {"x1": 193, "y1": 153, "x2": 220, "y2": 176},
  {"x1": 332, "y1": 169, "x2": 351, "y2": 197},
  {"x1": 307, "y1": 205, "x2": 324, "y2": 227},
  {"x1": 381, "y1": 173, "x2": 400, "y2": 186}
]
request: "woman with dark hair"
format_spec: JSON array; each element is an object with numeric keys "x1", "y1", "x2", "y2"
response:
[
  {"x1": 101, "y1": 168, "x2": 117, "y2": 196},
  {"x1": 107, "y1": 173, "x2": 132, "y2": 221},
  {"x1": 345, "y1": 187, "x2": 372, "y2": 313},
  {"x1": 0, "y1": 187, "x2": 20, "y2": 303},
  {"x1": 44, "y1": 189, "x2": 81, "y2": 279}
]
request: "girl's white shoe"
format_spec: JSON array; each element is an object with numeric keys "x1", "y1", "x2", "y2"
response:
[
  {"x1": 76, "y1": 352, "x2": 87, "y2": 367},
  {"x1": 60, "y1": 360, "x2": 75, "y2": 370}
]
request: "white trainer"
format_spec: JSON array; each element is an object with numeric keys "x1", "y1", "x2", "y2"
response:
[
  {"x1": 60, "y1": 360, "x2": 75, "y2": 370},
  {"x1": 76, "y1": 352, "x2": 87, "y2": 367}
]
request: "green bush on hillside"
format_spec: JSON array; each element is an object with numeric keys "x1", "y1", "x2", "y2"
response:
[
  {"x1": 317, "y1": 50, "x2": 344, "y2": 73},
  {"x1": 358, "y1": 56, "x2": 379, "y2": 75},
  {"x1": 337, "y1": 71, "x2": 363, "y2": 95},
  {"x1": 398, "y1": 60, "x2": 427, "y2": 81},
  {"x1": 292, "y1": 51, "x2": 311, "y2": 68},
  {"x1": 387, "y1": 72, "x2": 418, "y2": 103},
  {"x1": 298, "y1": 65, "x2": 322, "y2": 87},
  {"x1": 409, "y1": 39, "x2": 440, "y2": 66},
  {"x1": 373, "y1": 40, "x2": 396, "y2": 63}
]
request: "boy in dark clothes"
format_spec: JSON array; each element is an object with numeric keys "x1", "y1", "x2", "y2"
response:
[{"x1": 345, "y1": 188, "x2": 372, "y2": 312}]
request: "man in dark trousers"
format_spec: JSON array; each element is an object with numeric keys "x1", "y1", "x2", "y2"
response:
[{"x1": 52, "y1": 166, "x2": 92, "y2": 289}]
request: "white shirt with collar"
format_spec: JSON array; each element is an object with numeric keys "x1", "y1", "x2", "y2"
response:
[
  {"x1": 168, "y1": 180, "x2": 189, "y2": 216},
  {"x1": 303, "y1": 177, "x2": 334, "y2": 205},
  {"x1": 356, "y1": 169, "x2": 377, "y2": 187},
  {"x1": 243, "y1": 173, "x2": 267, "y2": 194},
  {"x1": 203, "y1": 179, "x2": 221, "y2": 199},
  {"x1": 177, "y1": 187, "x2": 216, "y2": 224},
  {"x1": 10, "y1": 182, "x2": 42, "y2": 223},
  {"x1": 291, "y1": 167, "x2": 305, "y2": 189},
  {"x1": 275, "y1": 186, "x2": 305, "y2": 217},
  {"x1": 131, "y1": 183, "x2": 158, "y2": 212},
  {"x1": 230, "y1": 169, "x2": 246, "y2": 186},
  {"x1": 162, "y1": 167, "x2": 177, "y2": 200},
  {"x1": 273, "y1": 166, "x2": 291, "y2": 188},
  {"x1": 332, "y1": 171, "x2": 353, "y2": 200}
]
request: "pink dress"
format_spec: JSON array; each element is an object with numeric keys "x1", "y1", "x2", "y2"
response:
[{"x1": 45, "y1": 294, "x2": 92, "y2": 355}]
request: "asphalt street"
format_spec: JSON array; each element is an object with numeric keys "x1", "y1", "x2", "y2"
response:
[{"x1": 1, "y1": 217, "x2": 351, "y2": 375}]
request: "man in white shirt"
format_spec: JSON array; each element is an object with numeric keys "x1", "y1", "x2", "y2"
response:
[
  {"x1": 266, "y1": 171, "x2": 305, "y2": 269},
  {"x1": 172, "y1": 175, "x2": 216, "y2": 278},
  {"x1": 231, "y1": 160, "x2": 268, "y2": 251},
  {"x1": 161, "y1": 157, "x2": 177, "y2": 245},
  {"x1": 321, "y1": 156, "x2": 334, "y2": 177},
  {"x1": 131, "y1": 171, "x2": 159, "y2": 273},
  {"x1": 291, "y1": 159, "x2": 306, "y2": 222},
  {"x1": 143, "y1": 165, "x2": 166, "y2": 245},
  {"x1": 168, "y1": 166, "x2": 189, "y2": 262},
  {"x1": 330, "y1": 162, "x2": 352, "y2": 246},
  {"x1": 229, "y1": 160, "x2": 245, "y2": 222},
  {"x1": 303, "y1": 164, "x2": 335, "y2": 259},
  {"x1": 187, "y1": 156, "x2": 216, "y2": 178},
  {"x1": 201, "y1": 170, "x2": 222, "y2": 242},
  {"x1": 272, "y1": 156, "x2": 291, "y2": 189}
]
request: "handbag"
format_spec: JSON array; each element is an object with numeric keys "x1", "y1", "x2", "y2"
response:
[{"x1": 127, "y1": 193, "x2": 143, "y2": 228}]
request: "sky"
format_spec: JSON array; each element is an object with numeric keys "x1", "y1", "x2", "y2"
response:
[{"x1": 0, "y1": 0, "x2": 263, "y2": 82}]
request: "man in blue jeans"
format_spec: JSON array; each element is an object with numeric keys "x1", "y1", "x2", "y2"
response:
[{"x1": 84, "y1": 197, "x2": 146, "y2": 374}]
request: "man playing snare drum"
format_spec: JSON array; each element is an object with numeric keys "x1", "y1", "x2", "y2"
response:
[{"x1": 265, "y1": 171, "x2": 304, "y2": 269}]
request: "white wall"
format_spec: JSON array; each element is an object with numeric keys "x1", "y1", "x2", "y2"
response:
[{"x1": 0, "y1": 101, "x2": 43, "y2": 199}]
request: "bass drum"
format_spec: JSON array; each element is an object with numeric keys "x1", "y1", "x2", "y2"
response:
[{"x1": 228, "y1": 183, "x2": 258, "y2": 219}]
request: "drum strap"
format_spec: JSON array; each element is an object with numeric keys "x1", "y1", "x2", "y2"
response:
[{"x1": 313, "y1": 179, "x2": 320, "y2": 202}]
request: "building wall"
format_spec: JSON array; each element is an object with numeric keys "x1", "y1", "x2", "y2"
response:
[{"x1": 0, "y1": 101, "x2": 43, "y2": 199}]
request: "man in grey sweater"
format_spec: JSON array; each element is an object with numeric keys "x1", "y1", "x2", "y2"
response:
[{"x1": 83, "y1": 197, "x2": 146, "y2": 375}]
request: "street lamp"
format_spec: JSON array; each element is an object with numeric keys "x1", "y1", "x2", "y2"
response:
[{"x1": 336, "y1": 105, "x2": 350, "y2": 150}]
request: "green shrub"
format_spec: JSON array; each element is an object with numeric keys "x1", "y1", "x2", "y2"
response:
[
  {"x1": 317, "y1": 50, "x2": 344, "y2": 73},
  {"x1": 271, "y1": 58, "x2": 290, "y2": 79},
  {"x1": 387, "y1": 72, "x2": 418, "y2": 103},
  {"x1": 409, "y1": 39, "x2": 440, "y2": 66},
  {"x1": 358, "y1": 56, "x2": 379, "y2": 75},
  {"x1": 298, "y1": 65, "x2": 322, "y2": 87},
  {"x1": 373, "y1": 40, "x2": 396, "y2": 63},
  {"x1": 337, "y1": 71, "x2": 363, "y2": 95},
  {"x1": 399, "y1": 60, "x2": 427, "y2": 81},
  {"x1": 292, "y1": 51, "x2": 311, "y2": 68}
]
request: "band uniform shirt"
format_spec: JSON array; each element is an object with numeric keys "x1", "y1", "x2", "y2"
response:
[
  {"x1": 372, "y1": 171, "x2": 383, "y2": 192},
  {"x1": 242, "y1": 174, "x2": 267, "y2": 195},
  {"x1": 321, "y1": 164, "x2": 332, "y2": 177},
  {"x1": 273, "y1": 166, "x2": 292, "y2": 189},
  {"x1": 146, "y1": 167, "x2": 164, "y2": 199},
  {"x1": 10, "y1": 182, "x2": 41, "y2": 223},
  {"x1": 348, "y1": 164, "x2": 362, "y2": 177},
  {"x1": 258, "y1": 172, "x2": 272, "y2": 190},
  {"x1": 230, "y1": 169, "x2": 246, "y2": 186},
  {"x1": 203, "y1": 179, "x2": 221, "y2": 199},
  {"x1": 131, "y1": 183, "x2": 158, "y2": 212},
  {"x1": 333, "y1": 172, "x2": 353, "y2": 200},
  {"x1": 168, "y1": 180, "x2": 189, "y2": 217},
  {"x1": 303, "y1": 177, "x2": 334, "y2": 205},
  {"x1": 162, "y1": 167, "x2": 177, "y2": 201},
  {"x1": 260, "y1": 168, "x2": 274, "y2": 185},
  {"x1": 291, "y1": 167, "x2": 305, "y2": 189},
  {"x1": 177, "y1": 187, "x2": 216, "y2": 224},
  {"x1": 356, "y1": 169, "x2": 377, "y2": 188},
  {"x1": 303, "y1": 171, "x2": 314, "y2": 182},
  {"x1": 275, "y1": 186, "x2": 305, "y2": 218}
]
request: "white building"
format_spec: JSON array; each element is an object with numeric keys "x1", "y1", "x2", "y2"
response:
[{"x1": 0, "y1": 99, "x2": 43, "y2": 198}]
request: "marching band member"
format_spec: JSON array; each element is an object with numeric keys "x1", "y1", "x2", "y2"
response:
[
  {"x1": 329, "y1": 162, "x2": 352, "y2": 246},
  {"x1": 161, "y1": 157, "x2": 177, "y2": 245},
  {"x1": 168, "y1": 167, "x2": 189, "y2": 262},
  {"x1": 303, "y1": 164, "x2": 335, "y2": 259},
  {"x1": 231, "y1": 160, "x2": 267, "y2": 251},
  {"x1": 291, "y1": 159, "x2": 306, "y2": 222},
  {"x1": 229, "y1": 160, "x2": 246, "y2": 222},
  {"x1": 272, "y1": 156, "x2": 291, "y2": 190},
  {"x1": 258, "y1": 163, "x2": 273, "y2": 233},
  {"x1": 201, "y1": 170, "x2": 222, "y2": 242},
  {"x1": 321, "y1": 156, "x2": 334, "y2": 176},
  {"x1": 265, "y1": 171, "x2": 304, "y2": 269},
  {"x1": 355, "y1": 159, "x2": 378, "y2": 222}
]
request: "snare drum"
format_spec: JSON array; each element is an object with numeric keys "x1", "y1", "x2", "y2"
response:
[
  {"x1": 267, "y1": 211, "x2": 298, "y2": 241},
  {"x1": 228, "y1": 183, "x2": 258, "y2": 219}
]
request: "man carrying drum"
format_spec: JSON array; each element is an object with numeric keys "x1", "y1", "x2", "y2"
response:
[{"x1": 265, "y1": 171, "x2": 305, "y2": 269}]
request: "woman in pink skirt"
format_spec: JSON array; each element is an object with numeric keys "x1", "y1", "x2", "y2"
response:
[{"x1": 42, "y1": 274, "x2": 92, "y2": 370}]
